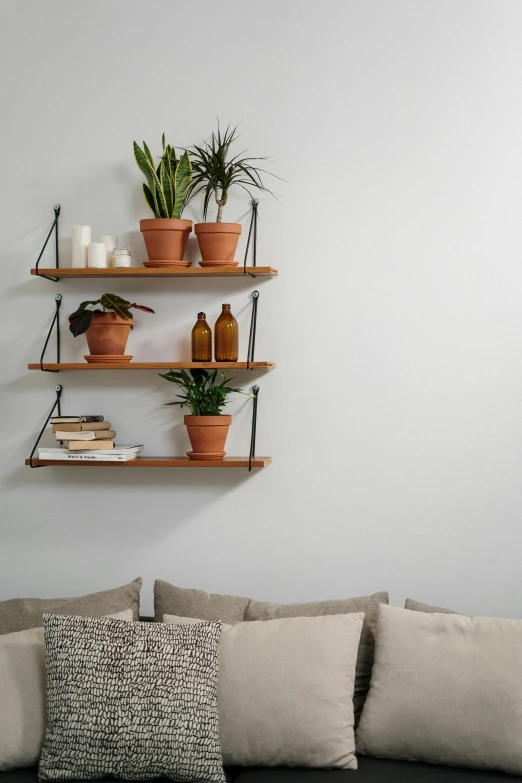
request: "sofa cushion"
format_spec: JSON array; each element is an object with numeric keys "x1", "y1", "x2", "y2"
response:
[
  {"x1": 38, "y1": 614, "x2": 224, "y2": 783},
  {"x1": 155, "y1": 580, "x2": 388, "y2": 720},
  {"x1": 165, "y1": 613, "x2": 363, "y2": 769},
  {"x1": 0, "y1": 609, "x2": 133, "y2": 772},
  {"x1": 356, "y1": 604, "x2": 522, "y2": 776},
  {"x1": 0, "y1": 578, "x2": 142, "y2": 634},
  {"x1": 405, "y1": 598, "x2": 456, "y2": 614}
]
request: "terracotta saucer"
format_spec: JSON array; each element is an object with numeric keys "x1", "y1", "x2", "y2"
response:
[
  {"x1": 198, "y1": 260, "x2": 239, "y2": 268},
  {"x1": 186, "y1": 451, "x2": 226, "y2": 461},
  {"x1": 143, "y1": 260, "x2": 192, "y2": 268},
  {"x1": 85, "y1": 355, "x2": 133, "y2": 364}
]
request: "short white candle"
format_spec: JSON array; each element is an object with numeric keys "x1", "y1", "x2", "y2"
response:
[{"x1": 88, "y1": 242, "x2": 108, "y2": 268}]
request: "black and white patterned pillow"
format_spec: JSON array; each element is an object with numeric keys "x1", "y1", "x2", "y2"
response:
[{"x1": 38, "y1": 614, "x2": 224, "y2": 783}]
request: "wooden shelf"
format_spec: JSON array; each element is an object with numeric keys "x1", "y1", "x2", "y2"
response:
[
  {"x1": 25, "y1": 456, "x2": 272, "y2": 468},
  {"x1": 31, "y1": 267, "x2": 277, "y2": 279},
  {"x1": 29, "y1": 361, "x2": 275, "y2": 371}
]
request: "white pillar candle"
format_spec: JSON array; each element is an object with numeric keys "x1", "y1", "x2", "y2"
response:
[
  {"x1": 72, "y1": 225, "x2": 83, "y2": 268},
  {"x1": 79, "y1": 225, "x2": 91, "y2": 268},
  {"x1": 100, "y1": 235, "x2": 118, "y2": 265},
  {"x1": 88, "y1": 242, "x2": 108, "y2": 268}
]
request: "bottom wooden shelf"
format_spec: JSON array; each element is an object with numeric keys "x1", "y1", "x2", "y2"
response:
[{"x1": 25, "y1": 456, "x2": 271, "y2": 469}]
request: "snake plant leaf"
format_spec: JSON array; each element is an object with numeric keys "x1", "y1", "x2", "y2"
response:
[
  {"x1": 100, "y1": 293, "x2": 133, "y2": 320},
  {"x1": 143, "y1": 141, "x2": 155, "y2": 169},
  {"x1": 162, "y1": 133, "x2": 166, "y2": 153},
  {"x1": 69, "y1": 310, "x2": 93, "y2": 337},
  {"x1": 173, "y1": 151, "x2": 192, "y2": 219},
  {"x1": 160, "y1": 159, "x2": 173, "y2": 217},
  {"x1": 133, "y1": 142, "x2": 155, "y2": 191},
  {"x1": 143, "y1": 183, "x2": 156, "y2": 215}
]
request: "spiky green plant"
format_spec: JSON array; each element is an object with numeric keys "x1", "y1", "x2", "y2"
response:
[
  {"x1": 187, "y1": 124, "x2": 275, "y2": 222},
  {"x1": 133, "y1": 135, "x2": 192, "y2": 219},
  {"x1": 158, "y1": 369, "x2": 245, "y2": 416}
]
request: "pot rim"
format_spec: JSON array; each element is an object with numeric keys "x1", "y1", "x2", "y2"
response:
[
  {"x1": 194, "y1": 223, "x2": 242, "y2": 235},
  {"x1": 184, "y1": 415, "x2": 232, "y2": 426},
  {"x1": 140, "y1": 218, "x2": 193, "y2": 231}
]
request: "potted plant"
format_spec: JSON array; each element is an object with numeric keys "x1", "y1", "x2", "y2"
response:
[
  {"x1": 69, "y1": 293, "x2": 154, "y2": 364},
  {"x1": 159, "y1": 368, "x2": 244, "y2": 459},
  {"x1": 133, "y1": 135, "x2": 192, "y2": 266},
  {"x1": 188, "y1": 124, "x2": 275, "y2": 267}
]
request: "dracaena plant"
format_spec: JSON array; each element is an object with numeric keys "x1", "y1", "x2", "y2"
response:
[
  {"x1": 133, "y1": 134, "x2": 192, "y2": 218},
  {"x1": 187, "y1": 124, "x2": 276, "y2": 222},
  {"x1": 158, "y1": 368, "x2": 244, "y2": 416},
  {"x1": 69, "y1": 293, "x2": 155, "y2": 337}
]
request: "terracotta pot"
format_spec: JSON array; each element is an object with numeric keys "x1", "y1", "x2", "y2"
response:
[
  {"x1": 195, "y1": 223, "x2": 241, "y2": 266},
  {"x1": 85, "y1": 312, "x2": 131, "y2": 356},
  {"x1": 140, "y1": 218, "x2": 192, "y2": 263},
  {"x1": 184, "y1": 415, "x2": 232, "y2": 459}
]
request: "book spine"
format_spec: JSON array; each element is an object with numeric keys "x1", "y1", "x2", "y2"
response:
[{"x1": 38, "y1": 452, "x2": 129, "y2": 462}]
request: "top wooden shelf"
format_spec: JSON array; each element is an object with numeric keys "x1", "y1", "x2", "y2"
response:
[{"x1": 31, "y1": 267, "x2": 278, "y2": 279}]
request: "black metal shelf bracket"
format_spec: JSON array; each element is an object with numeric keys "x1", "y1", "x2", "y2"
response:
[
  {"x1": 248, "y1": 385, "x2": 260, "y2": 471},
  {"x1": 243, "y1": 199, "x2": 259, "y2": 277},
  {"x1": 29, "y1": 385, "x2": 63, "y2": 467},
  {"x1": 246, "y1": 290, "x2": 259, "y2": 369},
  {"x1": 35, "y1": 205, "x2": 61, "y2": 282},
  {"x1": 40, "y1": 294, "x2": 62, "y2": 372}
]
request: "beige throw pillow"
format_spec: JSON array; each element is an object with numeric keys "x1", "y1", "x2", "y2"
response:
[
  {"x1": 356, "y1": 604, "x2": 522, "y2": 776},
  {"x1": 164, "y1": 612, "x2": 364, "y2": 769},
  {"x1": 0, "y1": 577, "x2": 142, "y2": 634},
  {"x1": 0, "y1": 609, "x2": 133, "y2": 771},
  {"x1": 155, "y1": 580, "x2": 387, "y2": 721}
]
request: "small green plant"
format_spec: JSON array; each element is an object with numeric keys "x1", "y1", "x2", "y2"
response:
[
  {"x1": 188, "y1": 124, "x2": 276, "y2": 222},
  {"x1": 133, "y1": 134, "x2": 192, "y2": 218},
  {"x1": 159, "y1": 368, "x2": 244, "y2": 415},
  {"x1": 69, "y1": 293, "x2": 155, "y2": 336}
]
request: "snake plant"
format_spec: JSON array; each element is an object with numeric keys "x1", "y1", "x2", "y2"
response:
[{"x1": 133, "y1": 135, "x2": 192, "y2": 219}]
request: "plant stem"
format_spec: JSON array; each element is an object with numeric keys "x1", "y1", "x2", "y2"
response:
[{"x1": 215, "y1": 190, "x2": 227, "y2": 223}]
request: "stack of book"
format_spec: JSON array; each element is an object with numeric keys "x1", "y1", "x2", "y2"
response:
[{"x1": 38, "y1": 415, "x2": 143, "y2": 462}]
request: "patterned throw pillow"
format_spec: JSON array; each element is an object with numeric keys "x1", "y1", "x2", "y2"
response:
[{"x1": 38, "y1": 615, "x2": 224, "y2": 783}]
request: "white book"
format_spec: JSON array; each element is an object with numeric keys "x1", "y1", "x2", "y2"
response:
[
  {"x1": 37, "y1": 451, "x2": 138, "y2": 462},
  {"x1": 39, "y1": 445, "x2": 143, "y2": 455}
]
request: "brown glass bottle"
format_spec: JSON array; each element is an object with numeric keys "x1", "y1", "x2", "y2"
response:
[
  {"x1": 214, "y1": 304, "x2": 238, "y2": 362},
  {"x1": 191, "y1": 312, "x2": 212, "y2": 362}
]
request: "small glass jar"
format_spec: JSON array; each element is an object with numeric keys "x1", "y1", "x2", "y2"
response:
[{"x1": 111, "y1": 247, "x2": 132, "y2": 268}]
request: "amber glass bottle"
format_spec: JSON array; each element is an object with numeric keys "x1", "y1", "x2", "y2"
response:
[
  {"x1": 191, "y1": 312, "x2": 212, "y2": 362},
  {"x1": 214, "y1": 304, "x2": 238, "y2": 362}
]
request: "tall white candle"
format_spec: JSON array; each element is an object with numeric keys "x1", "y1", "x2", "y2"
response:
[
  {"x1": 79, "y1": 225, "x2": 91, "y2": 268},
  {"x1": 88, "y1": 242, "x2": 108, "y2": 269},
  {"x1": 72, "y1": 225, "x2": 83, "y2": 268}
]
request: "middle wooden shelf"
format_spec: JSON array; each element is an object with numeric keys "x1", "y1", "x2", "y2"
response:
[{"x1": 29, "y1": 361, "x2": 275, "y2": 371}]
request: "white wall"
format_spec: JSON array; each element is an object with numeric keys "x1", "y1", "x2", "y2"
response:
[{"x1": 1, "y1": 0, "x2": 522, "y2": 617}]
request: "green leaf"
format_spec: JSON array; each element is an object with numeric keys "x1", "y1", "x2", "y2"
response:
[
  {"x1": 133, "y1": 142, "x2": 155, "y2": 191},
  {"x1": 143, "y1": 183, "x2": 156, "y2": 216},
  {"x1": 143, "y1": 141, "x2": 155, "y2": 169},
  {"x1": 69, "y1": 310, "x2": 93, "y2": 337},
  {"x1": 100, "y1": 293, "x2": 133, "y2": 319},
  {"x1": 160, "y1": 159, "x2": 173, "y2": 217},
  {"x1": 134, "y1": 141, "x2": 168, "y2": 217},
  {"x1": 173, "y1": 151, "x2": 192, "y2": 219}
]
